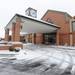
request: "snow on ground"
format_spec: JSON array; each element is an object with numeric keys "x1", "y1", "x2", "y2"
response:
[
  {"x1": 0, "y1": 45, "x2": 75, "y2": 65},
  {"x1": 13, "y1": 45, "x2": 75, "y2": 69},
  {"x1": 0, "y1": 44, "x2": 75, "y2": 75},
  {"x1": 0, "y1": 50, "x2": 17, "y2": 59}
]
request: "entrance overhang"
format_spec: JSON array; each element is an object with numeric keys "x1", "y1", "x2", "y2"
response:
[{"x1": 5, "y1": 14, "x2": 60, "y2": 33}]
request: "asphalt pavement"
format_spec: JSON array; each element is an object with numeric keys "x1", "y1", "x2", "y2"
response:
[{"x1": 0, "y1": 59, "x2": 73, "y2": 75}]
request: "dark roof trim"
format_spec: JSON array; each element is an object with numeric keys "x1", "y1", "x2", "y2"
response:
[{"x1": 41, "y1": 9, "x2": 72, "y2": 19}]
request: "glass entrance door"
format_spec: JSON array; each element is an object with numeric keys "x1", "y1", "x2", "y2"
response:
[{"x1": 43, "y1": 33, "x2": 56, "y2": 45}]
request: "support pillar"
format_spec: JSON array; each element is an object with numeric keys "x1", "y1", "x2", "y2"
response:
[
  {"x1": 14, "y1": 17, "x2": 21, "y2": 42},
  {"x1": 70, "y1": 19, "x2": 73, "y2": 46},
  {"x1": 11, "y1": 22, "x2": 15, "y2": 41},
  {"x1": 11, "y1": 17, "x2": 23, "y2": 49},
  {"x1": 5, "y1": 28, "x2": 9, "y2": 41},
  {"x1": 32, "y1": 33, "x2": 36, "y2": 44},
  {"x1": 56, "y1": 30, "x2": 60, "y2": 45},
  {"x1": 36, "y1": 33, "x2": 43, "y2": 44}
]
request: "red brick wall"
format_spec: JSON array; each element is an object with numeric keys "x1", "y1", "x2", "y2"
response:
[
  {"x1": 11, "y1": 18, "x2": 21, "y2": 42},
  {"x1": 42, "y1": 11, "x2": 70, "y2": 33},
  {"x1": 32, "y1": 34, "x2": 35, "y2": 43},
  {"x1": 12, "y1": 44, "x2": 23, "y2": 49},
  {"x1": 14, "y1": 18, "x2": 21, "y2": 41},
  {"x1": 42, "y1": 11, "x2": 72, "y2": 45},
  {"x1": 11, "y1": 22, "x2": 15, "y2": 41},
  {"x1": 59, "y1": 33, "x2": 70, "y2": 45},
  {"x1": 0, "y1": 44, "x2": 23, "y2": 50},
  {"x1": 0, "y1": 45, "x2": 11, "y2": 50},
  {"x1": 72, "y1": 32, "x2": 75, "y2": 45},
  {"x1": 26, "y1": 33, "x2": 43, "y2": 44},
  {"x1": 5, "y1": 29, "x2": 9, "y2": 41},
  {"x1": 36, "y1": 33, "x2": 43, "y2": 44}
]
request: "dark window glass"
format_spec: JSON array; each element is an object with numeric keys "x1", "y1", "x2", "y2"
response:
[{"x1": 72, "y1": 21, "x2": 75, "y2": 31}]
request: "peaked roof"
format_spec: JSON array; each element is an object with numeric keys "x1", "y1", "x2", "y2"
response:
[{"x1": 41, "y1": 9, "x2": 72, "y2": 19}]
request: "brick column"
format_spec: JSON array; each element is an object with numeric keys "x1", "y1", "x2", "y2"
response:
[
  {"x1": 11, "y1": 18, "x2": 23, "y2": 49},
  {"x1": 36, "y1": 33, "x2": 43, "y2": 44},
  {"x1": 11, "y1": 22, "x2": 15, "y2": 41},
  {"x1": 73, "y1": 33, "x2": 75, "y2": 46},
  {"x1": 56, "y1": 30, "x2": 60, "y2": 45},
  {"x1": 5, "y1": 28, "x2": 9, "y2": 41},
  {"x1": 14, "y1": 17, "x2": 21, "y2": 42},
  {"x1": 32, "y1": 33, "x2": 34, "y2": 43},
  {"x1": 31, "y1": 33, "x2": 36, "y2": 44}
]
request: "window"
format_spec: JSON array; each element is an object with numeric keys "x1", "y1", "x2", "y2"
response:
[
  {"x1": 43, "y1": 33, "x2": 56, "y2": 45},
  {"x1": 46, "y1": 18, "x2": 54, "y2": 24},
  {"x1": 65, "y1": 13, "x2": 70, "y2": 23},
  {"x1": 72, "y1": 21, "x2": 75, "y2": 31}
]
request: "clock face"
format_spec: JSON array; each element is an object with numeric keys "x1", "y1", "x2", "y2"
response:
[{"x1": 30, "y1": 10, "x2": 37, "y2": 18}]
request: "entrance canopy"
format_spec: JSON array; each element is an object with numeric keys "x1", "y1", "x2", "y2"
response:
[{"x1": 5, "y1": 14, "x2": 59, "y2": 33}]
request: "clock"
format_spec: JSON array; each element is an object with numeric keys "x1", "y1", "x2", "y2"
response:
[
  {"x1": 25, "y1": 7, "x2": 37, "y2": 18},
  {"x1": 30, "y1": 9, "x2": 37, "y2": 18}
]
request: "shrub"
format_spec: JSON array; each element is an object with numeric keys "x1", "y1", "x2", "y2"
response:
[
  {"x1": 15, "y1": 49, "x2": 20, "y2": 52},
  {"x1": 9, "y1": 46, "x2": 15, "y2": 51}
]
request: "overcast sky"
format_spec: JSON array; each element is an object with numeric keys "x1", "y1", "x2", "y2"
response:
[{"x1": 0, "y1": 0, "x2": 75, "y2": 38}]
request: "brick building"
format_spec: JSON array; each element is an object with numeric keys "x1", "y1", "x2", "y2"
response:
[
  {"x1": 42, "y1": 10, "x2": 75, "y2": 46},
  {"x1": 4, "y1": 14, "x2": 59, "y2": 49},
  {"x1": 4, "y1": 9, "x2": 75, "y2": 50}
]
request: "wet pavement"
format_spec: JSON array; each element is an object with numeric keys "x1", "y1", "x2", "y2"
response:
[
  {"x1": 0, "y1": 59, "x2": 40, "y2": 75},
  {"x1": 0, "y1": 59, "x2": 73, "y2": 75}
]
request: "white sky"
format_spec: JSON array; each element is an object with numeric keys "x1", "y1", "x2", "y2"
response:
[{"x1": 0, "y1": 0, "x2": 75, "y2": 38}]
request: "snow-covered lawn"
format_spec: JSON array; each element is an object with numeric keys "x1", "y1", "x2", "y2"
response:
[
  {"x1": 0, "y1": 45, "x2": 75, "y2": 65},
  {"x1": 0, "y1": 45, "x2": 75, "y2": 75},
  {"x1": 0, "y1": 50, "x2": 17, "y2": 59}
]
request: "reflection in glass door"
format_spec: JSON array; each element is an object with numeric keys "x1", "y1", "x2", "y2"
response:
[{"x1": 43, "y1": 33, "x2": 56, "y2": 45}]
